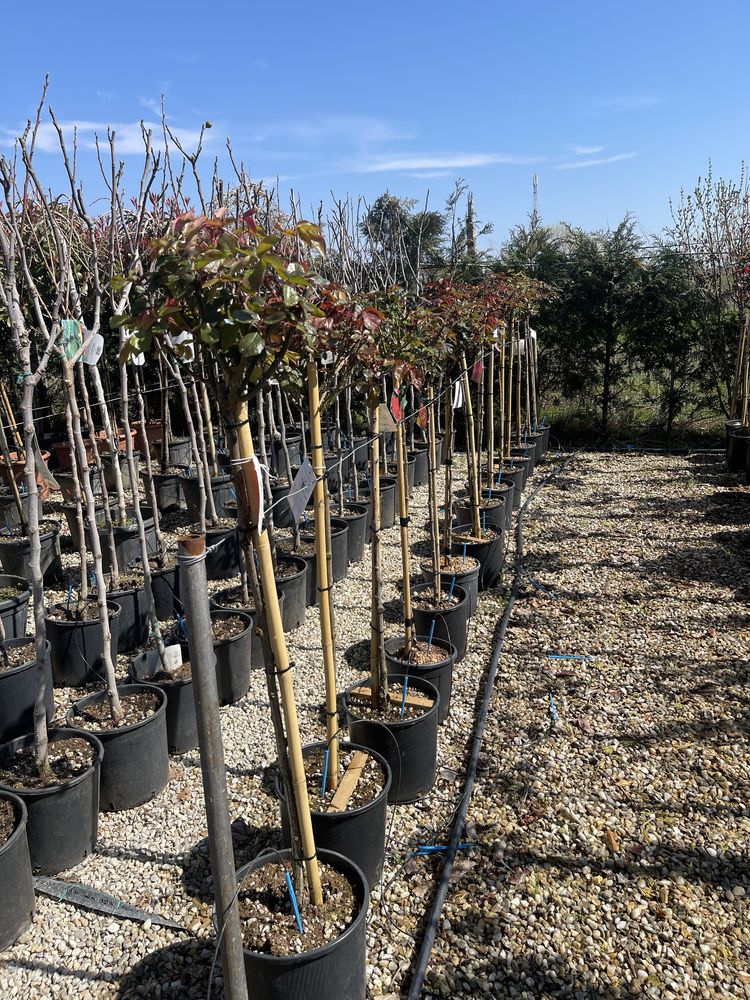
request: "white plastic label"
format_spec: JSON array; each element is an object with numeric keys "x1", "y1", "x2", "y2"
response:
[
  {"x1": 83, "y1": 333, "x2": 105, "y2": 366},
  {"x1": 162, "y1": 644, "x2": 183, "y2": 672}
]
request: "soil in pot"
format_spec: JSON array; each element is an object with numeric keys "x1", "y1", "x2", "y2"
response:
[
  {"x1": 45, "y1": 598, "x2": 122, "y2": 688},
  {"x1": 302, "y1": 745, "x2": 386, "y2": 813},
  {"x1": 412, "y1": 582, "x2": 470, "y2": 662},
  {"x1": 71, "y1": 689, "x2": 159, "y2": 731},
  {"x1": 384, "y1": 636, "x2": 455, "y2": 725},
  {"x1": 0, "y1": 736, "x2": 95, "y2": 790},
  {"x1": 346, "y1": 679, "x2": 435, "y2": 722},
  {"x1": 238, "y1": 859, "x2": 357, "y2": 956}
]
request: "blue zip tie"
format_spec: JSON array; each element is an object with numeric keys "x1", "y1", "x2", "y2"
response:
[
  {"x1": 66, "y1": 584, "x2": 73, "y2": 608},
  {"x1": 175, "y1": 614, "x2": 188, "y2": 639},
  {"x1": 284, "y1": 870, "x2": 304, "y2": 934},
  {"x1": 482, "y1": 510, "x2": 486, "y2": 530},
  {"x1": 546, "y1": 654, "x2": 594, "y2": 661},
  {"x1": 400, "y1": 676, "x2": 409, "y2": 718},
  {"x1": 549, "y1": 692, "x2": 558, "y2": 724},
  {"x1": 462, "y1": 542, "x2": 467, "y2": 559},
  {"x1": 448, "y1": 576, "x2": 456, "y2": 599},
  {"x1": 427, "y1": 620, "x2": 436, "y2": 649},
  {"x1": 321, "y1": 749, "x2": 330, "y2": 796},
  {"x1": 410, "y1": 843, "x2": 474, "y2": 857},
  {"x1": 89, "y1": 569, "x2": 96, "y2": 589},
  {"x1": 529, "y1": 578, "x2": 555, "y2": 597}
]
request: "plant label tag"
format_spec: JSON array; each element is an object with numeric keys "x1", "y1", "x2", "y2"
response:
[
  {"x1": 286, "y1": 458, "x2": 316, "y2": 525},
  {"x1": 83, "y1": 333, "x2": 104, "y2": 366},
  {"x1": 62, "y1": 319, "x2": 83, "y2": 361},
  {"x1": 377, "y1": 402, "x2": 397, "y2": 432},
  {"x1": 390, "y1": 392, "x2": 403, "y2": 422},
  {"x1": 471, "y1": 358, "x2": 484, "y2": 383},
  {"x1": 320, "y1": 351, "x2": 335, "y2": 366},
  {"x1": 246, "y1": 454, "x2": 265, "y2": 531},
  {"x1": 163, "y1": 644, "x2": 183, "y2": 673},
  {"x1": 132, "y1": 351, "x2": 146, "y2": 366},
  {"x1": 452, "y1": 380, "x2": 465, "y2": 410}
]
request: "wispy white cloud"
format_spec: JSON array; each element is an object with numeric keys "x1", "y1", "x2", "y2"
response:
[
  {"x1": 556, "y1": 151, "x2": 637, "y2": 170},
  {"x1": 408, "y1": 170, "x2": 453, "y2": 179},
  {"x1": 1, "y1": 119, "x2": 208, "y2": 155},
  {"x1": 139, "y1": 96, "x2": 163, "y2": 115},
  {"x1": 568, "y1": 144, "x2": 604, "y2": 155},
  {"x1": 351, "y1": 151, "x2": 543, "y2": 173},
  {"x1": 249, "y1": 115, "x2": 412, "y2": 147},
  {"x1": 591, "y1": 95, "x2": 664, "y2": 110}
]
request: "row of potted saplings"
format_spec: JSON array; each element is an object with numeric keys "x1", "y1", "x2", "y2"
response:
[{"x1": 0, "y1": 412, "x2": 549, "y2": 994}]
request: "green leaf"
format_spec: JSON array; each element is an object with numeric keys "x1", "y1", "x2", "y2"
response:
[
  {"x1": 239, "y1": 332, "x2": 265, "y2": 357},
  {"x1": 282, "y1": 285, "x2": 300, "y2": 307}
]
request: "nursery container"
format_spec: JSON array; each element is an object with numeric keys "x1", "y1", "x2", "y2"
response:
[
  {"x1": 412, "y1": 581, "x2": 470, "y2": 662},
  {"x1": 46, "y1": 600, "x2": 122, "y2": 688},
  {"x1": 345, "y1": 674, "x2": 440, "y2": 804},
  {"x1": 230, "y1": 848, "x2": 369, "y2": 1000},
  {"x1": 420, "y1": 559, "x2": 480, "y2": 617},
  {"x1": 384, "y1": 635, "x2": 456, "y2": 724},
  {"x1": 179, "y1": 472, "x2": 235, "y2": 523},
  {"x1": 0, "y1": 728, "x2": 103, "y2": 874},
  {"x1": 0, "y1": 523, "x2": 62, "y2": 585},
  {"x1": 0, "y1": 574, "x2": 31, "y2": 639},
  {"x1": 99, "y1": 507, "x2": 156, "y2": 575},
  {"x1": 0, "y1": 638, "x2": 54, "y2": 743},
  {"x1": 204, "y1": 525, "x2": 240, "y2": 580},
  {"x1": 0, "y1": 790, "x2": 35, "y2": 949},
  {"x1": 276, "y1": 741, "x2": 392, "y2": 887},
  {"x1": 66, "y1": 682, "x2": 169, "y2": 812},
  {"x1": 129, "y1": 649, "x2": 197, "y2": 755},
  {"x1": 337, "y1": 502, "x2": 367, "y2": 564},
  {"x1": 410, "y1": 446, "x2": 429, "y2": 487},
  {"x1": 143, "y1": 471, "x2": 182, "y2": 514},
  {"x1": 275, "y1": 556, "x2": 307, "y2": 631},
  {"x1": 450, "y1": 522, "x2": 505, "y2": 591}
]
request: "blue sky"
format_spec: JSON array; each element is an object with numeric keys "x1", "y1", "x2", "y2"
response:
[{"x1": 1, "y1": 0, "x2": 747, "y2": 248}]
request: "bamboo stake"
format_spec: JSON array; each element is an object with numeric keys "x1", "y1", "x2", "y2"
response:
[
  {"x1": 442, "y1": 386, "x2": 454, "y2": 553},
  {"x1": 514, "y1": 319, "x2": 522, "y2": 447},
  {"x1": 394, "y1": 379, "x2": 414, "y2": 654},
  {"x1": 498, "y1": 332, "x2": 506, "y2": 471},
  {"x1": 427, "y1": 385, "x2": 441, "y2": 597},
  {"x1": 369, "y1": 402, "x2": 386, "y2": 710},
  {"x1": 487, "y1": 345, "x2": 495, "y2": 491},
  {"x1": 461, "y1": 353, "x2": 482, "y2": 537},
  {"x1": 231, "y1": 396, "x2": 323, "y2": 906},
  {"x1": 505, "y1": 318, "x2": 514, "y2": 459},
  {"x1": 524, "y1": 318, "x2": 532, "y2": 435},
  {"x1": 306, "y1": 358, "x2": 339, "y2": 791}
]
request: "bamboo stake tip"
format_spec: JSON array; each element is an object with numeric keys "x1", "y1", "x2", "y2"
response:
[{"x1": 178, "y1": 534, "x2": 206, "y2": 557}]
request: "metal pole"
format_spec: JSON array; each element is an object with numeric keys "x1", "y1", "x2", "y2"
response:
[{"x1": 177, "y1": 536, "x2": 248, "y2": 1000}]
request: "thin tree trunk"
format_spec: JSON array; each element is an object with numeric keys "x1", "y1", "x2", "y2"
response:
[{"x1": 369, "y1": 403, "x2": 386, "y2": 710}]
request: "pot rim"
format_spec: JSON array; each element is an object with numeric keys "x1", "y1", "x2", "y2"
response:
[
  {"x1": 0, "y1": 637, "x2": 51, "y2": 678},
  {"x1": 344, "y1": 673, "x2": 441, "y2": 730},
  {"x1": 384, "y1": 633, "x2": 456, "y2": 667},
  {"x1": 65, "y1": 682, "x2": 167, "y2": 737},
  {"x1": 0, "y1": 787, "x2": 28, "y2": 859},
  {"x1": 0, "y1": 727, "x2": 104, "y2": 797},
  {"x1": 44, "y1": 599, "x2": 122, "y2": 627}
]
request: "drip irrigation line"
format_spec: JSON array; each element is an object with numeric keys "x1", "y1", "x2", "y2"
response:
[{"x1": 405, "y1": 447, "x2": 581, "y2": 1000}]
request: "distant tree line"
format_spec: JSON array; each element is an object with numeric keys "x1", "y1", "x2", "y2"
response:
[{"x1": 360, "y1": 165, "x2": 750, "y2": 441}]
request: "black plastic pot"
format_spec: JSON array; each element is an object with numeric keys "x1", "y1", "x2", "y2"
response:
[
  {"x1": 454, "y1": 495, "x2": 507, "y2": 535},
  {"x1": 102, "y1": 451, "x2": 140, "y2": 492},
  {"x1": 0, "y1": 638, "x2": 54, "y2": 743},
  {"x1": 384, "y1": 635, "x2": 455, "y2": 724},
  {"x1": 0, "y1": 728, "x2": 103, "y2": 874},
  {"x1": 527, "y1": 431, "x2": 545, "y2": 466},
  {"x1": 538, "y1": 424, "x2": 551, "y2": 459},
  {"x1": 46, "y1": 600, "x2": 122, "y2": 688},
  {"x1": 412, "y1": 581, "x2": 470, "y2": 662},
  {"x1": 144, "y1": 471, "x2": 182, "y2": 514},
  {"x1": 420, "y1": 559, "x2": 480, "y2": 617},
  {"x1": 325, "y1": 452, "x2": 352, "y2": 493},
  {"x1": 276, "y1": 741, "x2": 392, "y2": 887},
  {"x1": 727, "y1": 430, "x2": 749, "y2": 473},
  {"x1": 231, "y1": 848, "x2": 369, "y2": 1000},
  {"x1": 328, "y1": 518, "x2": 349, "y2": 582},
  {"x1": 482, "y1": 482, "x2": 514, "y2": 532},
  {"x1": 66, "y1": 682, "x2": 169, "y2": 812},
  {"x1": 345, "y1": 674, "x2": 440, "y2": 804},
  {"x1": 56, "y1": 469, "x2": 101, "y2": 501},
  {"x1": 270, "y1": 481, "x2": 294, "y2": 529},
  {"x1": 129, "y1": 650, "x2": 197, "y2": 755},
  {"x1": 211, "y1": 609, "x2": 253, "y2": 705},
  {"x1": 275, "y1": 556, "x2": 307, "y2": 631},
  {"x1": 451, "y1": 522, "x2": 505, "y2": 591},
  {"x1": 99, "y1": 507, "x2": 156, "y2": 575},
  {"x1": 410, "y1": 446, "x2": 429, "y2": 487},
  {"x1": 205, "y1": 526, "x2": 240, "y2": 580},
  {"x1": 0, "y1": 523, "x2": 62, "y2": 584},
  {"x1": 147, "y1": 560, "x2": 180, "y2": 619},
  {"x1": 63, "y1": 502, "x2": 103, "y2": 551},
  {"x1": 210, "y1": 590, "x2": 285, "y2": 671},
  {"x1": 500, "y1": 464, "x2": 524, "y2": 510},
  {"x1": 180, "y1": 473, "x2": 235, "y2": 523},
  {"x1": 280, "y1": 547, "x2": 316, "y2": 607},
  {"x1": 269, "y1": 433, "x2": 302, "y2": 475},
  {"x1": 0, "y1": 574, "x2": 31, "y2": 639},
  {"x1": 337, "y1": 503, "x2": 367, "y2": 564},
  {"x1": 108, "y1": 582, "x2": 148, "y2": 653},
  {"x1": 0, "y1": 790, "x2": 35, "y2": 948},
  {"x1": 359, "y1": 477, "x2": 396, "y2": 537},
  {"x1": 159, "y1": 436, "x2": 192, "y2": 467},
  {"x1": 508, "y1": 451, "x2": 532, "y2": 488},
  {"x1": 352, "y1": 436, "x2": 369, "y2": 471}
]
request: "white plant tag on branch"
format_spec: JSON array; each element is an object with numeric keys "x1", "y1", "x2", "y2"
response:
[
  {"x1": 83, "y1": 333, "x2": 104, "y2": 366},
  {"x1": 132, "y1": 351, "x2": 146, "y2": 367},
  {"x1": 452, "y1": 380, "x2": 465, "y2": 410},
  {"x1": 286, "y1": 458, "x2": 317, "y2": 526}
]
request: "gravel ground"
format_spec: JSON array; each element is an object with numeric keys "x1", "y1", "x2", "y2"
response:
[{"x1": 1, "y1": 450, "x2": 748, "y2": 998}]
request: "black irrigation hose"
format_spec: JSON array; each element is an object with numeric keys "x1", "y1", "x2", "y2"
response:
[{"x1": 405, "y1": 448, "x2": 581, "y2": 1000}]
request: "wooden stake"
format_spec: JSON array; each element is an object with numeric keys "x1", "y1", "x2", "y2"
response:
[
  {"x1": 326, "y1": 750, "x2": 368, "y2": 813},
  {"x1": 427, "y1": 385, "x2": 441, "y2": 597},
  {"x1": 306, "y1": 358, "x2": 339, "y2": 791},
  {"x1": 394, "y1": 378, "x2": 414, "y2": 653},
  {"x1": 461, "y1": 353, "x2": 482, "y2": 537},
  {"x1": 232, "y1": 397, "x2": 323, "y2": 907},
  {"x1": 369, "y1": 402, "x2": 386, "y2": 710}
]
